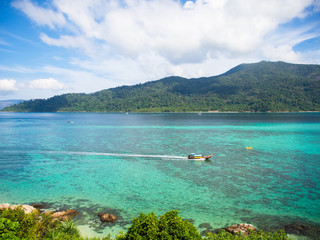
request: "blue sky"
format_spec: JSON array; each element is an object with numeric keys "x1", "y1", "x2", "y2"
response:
[{"x1": 0, "y1": 0, "x2": 320, "y2": 100}]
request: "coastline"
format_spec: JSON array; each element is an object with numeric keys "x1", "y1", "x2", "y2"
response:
[
  {"x1": 1, "y1": 110, "x2": 319, "y2": 113},
  {"x1": 1, "y1": 202, "x2": 319, "y2": 239}
]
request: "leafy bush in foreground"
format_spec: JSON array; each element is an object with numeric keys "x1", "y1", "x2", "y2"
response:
[
  {"x1": 117, "y1": 210, "x2": 201, "y2": 240},
  {"x1": 1, "y1": 208, "x2": 290, "y2": 239}
]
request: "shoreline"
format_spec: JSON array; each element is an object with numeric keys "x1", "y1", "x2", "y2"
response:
[
  {"x1": 1, "y1": 110, "x2": 320, "y2": 114},
  {"x1": 1, "y1": 202, "x2": 320, "y2": 239}
]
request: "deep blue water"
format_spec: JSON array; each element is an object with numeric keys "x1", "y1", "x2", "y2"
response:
[{"x1": 0, "y1": 112, "x2": 319, "y2": 237}]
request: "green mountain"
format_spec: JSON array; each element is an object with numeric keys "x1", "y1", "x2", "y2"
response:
[
  {"x1": 0, "y1": 100, "x2": 24, "y2": 110},
  {"x1": 3, "y1": 61, "x2": 320, "y2": 112}
]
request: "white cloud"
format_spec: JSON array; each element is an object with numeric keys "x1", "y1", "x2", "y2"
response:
[
  {"x1": 12, "y1": 0, "x2": 66, "y2": 29},
  {"x1": 40, "y1": 66, "x2": 116, "y2": 93},
  {"x1": 25, "y1": 0, "x2": 314, "y2": 64},
  {"x1": 262, "y1": 45, "x2": 301, "y2": 62},
  {"x1": 29, "y1": 78, "x2": 64, "y2": 90},
  {"x1": 0, "y1": 79, "x2": 18, "y2": 91},
  {"x1": 96, "y1": 0, "x2": 313, "y2": 62},
  {"x1": 40, "y1": 33, "x2": 94, "y2": 54}
]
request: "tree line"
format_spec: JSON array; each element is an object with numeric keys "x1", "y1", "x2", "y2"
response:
[{"x1": 3, "y1": 61, "x2": 320, "y2": 112}]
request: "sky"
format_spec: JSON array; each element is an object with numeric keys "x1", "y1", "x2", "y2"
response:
[{"x1": 0, "y1": 0, "x2": 320, "y2": 100}]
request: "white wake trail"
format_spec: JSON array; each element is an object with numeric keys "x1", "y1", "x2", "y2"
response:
[{"x1": 45, "y1": 151, "x2": 187, "y2": 160}]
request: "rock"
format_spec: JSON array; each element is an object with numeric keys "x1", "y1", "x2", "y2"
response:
[
  {"x1": 43, "y1": 210, "x2": 55, "y2": 215},
  {"x1": 31, "y1": 202, "x2": 49, "y2": 210},
  {"x1": 224, "y1": 223, "x2": 256, "y2": 236},
  {"x1": 51, "y1": 209, "x2": 79, "y2": 221},
  {"x1": 31, "y1": 203, "x2": 43, "y2": 209},
  {"x1": 98, "y1": 212, "x2": 117, "y2": 223},
  {"x1": 199, "y1": 223, "x2": 213, "y2": 229},
  {"x1": 0, "y1": 203, "x2": 10, "y2": 210},
  {"x1": 20, "y1": 205, "x2": 37, "y2": 214},
  {"x1": 0, "y1": 203, "x2": 37, "y2": 214}
]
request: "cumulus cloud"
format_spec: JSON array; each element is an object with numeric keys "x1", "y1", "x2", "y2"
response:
[
  {"x1": 63, "y1": 0, "x2": 312, "y2": 62},
  {"x1": 16, "y1": 0, "x2": 315, "y2": 61},
  {"x1": 12, "y1": 0, "x2": 66, "y2": 29},
  {"x1": 29, "y1": 78, "x2": 64, "y2": 90},
  {"x1": 263, "y1": 45, "x2": 301, "y2": 62},
  {"x1": 0, "y1": 79, "x2": 18, "y2": 91},
  {"x1": 11, "y1": 0, "x2": 320, "y2": 87}
]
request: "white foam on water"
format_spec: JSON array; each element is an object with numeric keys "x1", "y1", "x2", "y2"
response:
[
  {"x1": 2, "y1": 150, "x2": 209, "y2": 161},
  {"x1": 44, "y1": 150, "x2": 190, "y2": 161}
]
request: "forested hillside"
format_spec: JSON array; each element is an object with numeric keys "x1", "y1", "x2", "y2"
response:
[
  {"x1": 0, "y1": 100, "x2": 24, "y2": 110},
  {"x1": 3, "y1": 61, "x2": 320, "y2": 112}
]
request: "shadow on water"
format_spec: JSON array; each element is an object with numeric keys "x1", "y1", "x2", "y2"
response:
[
  {"x1": 28, "y1": 198, "x2": 320, "y2": 239},
  {"x1": 28, "y1": 198, "x2": 130, "y2": 234}
]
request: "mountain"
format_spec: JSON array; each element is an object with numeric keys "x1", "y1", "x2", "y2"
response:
[
  {"x1": 0, "y1": 100, "x2": 24, "y2": 110},
  {"x1": 3, "y1": 61, "x2": 320, "y2": 112}
]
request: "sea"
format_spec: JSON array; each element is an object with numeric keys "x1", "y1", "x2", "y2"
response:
[{"x1": 0, "y1": 112, "x2": 319, "y2": 238}]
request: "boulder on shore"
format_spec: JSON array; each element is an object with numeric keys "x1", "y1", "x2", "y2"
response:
[
  {"x1": 98, "y1": 212, "x2": 117, "y2": 223},
  {"x1": 50, "y1": 209, "x2": 79, "y2": 221},
  {"x1": 224, "y1": 223, "x2": 256, "y2": 236},
  {"x1": 0, "y1": 203, "x2": 37, "y2": 214}
]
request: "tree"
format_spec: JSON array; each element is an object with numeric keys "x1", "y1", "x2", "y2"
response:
[{"x1": 117, "y1": 210, "x2": 201, "y2": 240}]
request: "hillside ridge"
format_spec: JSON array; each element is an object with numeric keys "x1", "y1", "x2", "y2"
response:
[{"x1": 3, "y1": 61, "x2": 320, "y2": 112}]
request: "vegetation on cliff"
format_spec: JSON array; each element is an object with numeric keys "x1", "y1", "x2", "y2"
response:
[
  {"x1": 3, "y1": 61, "x2": 320, "y2": 112},
  {"x1": 1, "y1": 208, "x2": 290, "y2": 239}
]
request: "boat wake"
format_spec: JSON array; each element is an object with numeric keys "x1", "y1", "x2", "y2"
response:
[
  {"x1": 3, "y1": 150, "x2": 209, "y2": 161},
  {"x1": 45, "y1": 151, "x2": 189, "y2": 161}
]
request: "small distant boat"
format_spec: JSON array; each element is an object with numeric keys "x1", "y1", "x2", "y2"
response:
[{"x1": 188, "y1": 153, "x2": 213, "y2": 161}]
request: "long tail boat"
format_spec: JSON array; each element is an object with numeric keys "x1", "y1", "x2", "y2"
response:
[{"x1": 188, "y1": 153, "x2": 213, "y2": 160}]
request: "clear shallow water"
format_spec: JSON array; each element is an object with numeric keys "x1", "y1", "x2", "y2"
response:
[{"x1": 0, "y1": 112, "x2": 320, "y2": 237}]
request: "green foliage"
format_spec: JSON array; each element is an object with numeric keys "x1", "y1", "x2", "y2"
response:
[
  {"x1": 0, "y1": 217, "x2": 21, "y2": 239},
  {"x1": 117, "y1": 210, "x2": 201, "y2": 240},
  {"x1": 0, "y1": 208, "x2": 291, "y2": 240},
  {"x1": 0, "y1": 207, "x2": 82, "y2": 240},
  {"x1": 3, "y1": 61, "x2": 320, "y2": 113},
  {"x1": 204, "y1": 229, "x2": 289, "y2": 240}
]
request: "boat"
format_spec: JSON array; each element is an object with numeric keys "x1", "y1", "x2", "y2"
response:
[{"x1": 188, "y1": 153, "x2": 213, "y2": 160}]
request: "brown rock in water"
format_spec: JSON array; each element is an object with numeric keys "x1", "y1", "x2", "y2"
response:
[
  {"x1": 51, "y1": 209, "x2": 79, "y2": 221},
  {"x1": 31, "y1": 202, "x2": 49, "y2": 210},
  {"x1": 224, "y1": 223, "x2": 256, "y2": 236},
  {"x1": 98, "y1": 212, "x2": 117, "y2": 223}
]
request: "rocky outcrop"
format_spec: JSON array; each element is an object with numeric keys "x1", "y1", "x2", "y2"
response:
[
  {"x1": 31, "y1": 202, "x2": 49, "y2": 211},
  {"x1": 49, "y1": 209, "x2": 79, "y2": 221},
  {"x1": 1, "y1": 203, "x2": 78, "y2": 222},
  {"x1": 224, "y1": 223, "x2": 256, "y2": 236},
  {"x1": 98, "y1": 212, "x2": 117, "y2": 223},
  {"x1": 0, "y1": 203, "x2": 37, "y2": 214}
]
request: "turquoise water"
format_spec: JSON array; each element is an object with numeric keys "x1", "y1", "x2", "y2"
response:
[{"x1": 1, "y1": 112, "x2": 320, "y2": 237}]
